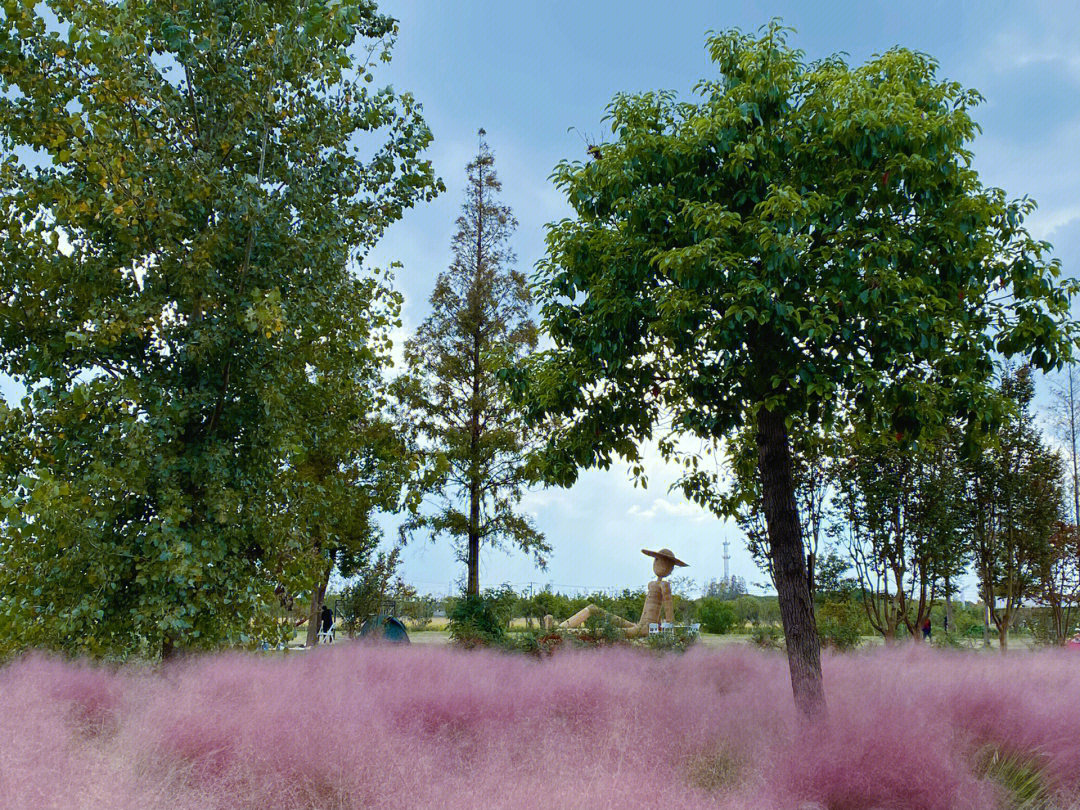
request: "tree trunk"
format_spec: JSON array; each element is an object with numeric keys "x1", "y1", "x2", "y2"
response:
[
  {"x1": 944, "y1": 574, "x2": 953, "y2": 634},
  {"x1": 1051, "y1": 600, "x2": 1064, "y2": 645},
  {"x1": 305, "y1": 561, "x2": 332, "y2": 647},
  {"x1": 998, "y1": 622, "x2": 1009, "y2": 651},
  {"x1": 465, "y1": 313, "x2": 482, "y2": 597},
  {"x1": 1069, "y1": 365, "x2": 1079, "y2": 529},
  {"x1": 467, "y1": 483, "x2": 481, "y2": 596},
  {"x1": 756, "y1": 406, "x2": 825, "y2": 718}
]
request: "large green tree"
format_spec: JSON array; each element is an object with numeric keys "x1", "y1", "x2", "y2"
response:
[
  {"x1": 394, "y1": 134, "x2": 548, "y2": 596},
  {"x1": 0, "y1": 0, "x2": 438, "y2": 657},
  {"x1": 520, "y1": 24, "x2": 1077, "y2": 715}
]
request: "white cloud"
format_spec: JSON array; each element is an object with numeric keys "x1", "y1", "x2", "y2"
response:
[
  {"x1": 628, "y1": 496, "x2": 709, "y2": 522},
  {"x1": 1033, "y1": 207, "x2": 1080, "y2": 241},
  {"x1": 986, "y1": 27, "x2": 1080, "y2": 82}
]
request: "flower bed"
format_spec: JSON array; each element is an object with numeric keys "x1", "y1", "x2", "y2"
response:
[{"x1": 2, "y1": 643, "x2": 1078, "y2": 809}]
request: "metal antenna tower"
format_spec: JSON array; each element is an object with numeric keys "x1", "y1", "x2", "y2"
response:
[{"x1": 722, "y1": 539, "x2": 731, "y2": 585}]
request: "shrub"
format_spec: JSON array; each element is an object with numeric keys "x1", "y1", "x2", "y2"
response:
[
  {"x1": 447, "y1": 594, "x2": 506, "y2": 647},
  {"x1": 697, "y1": 598, "x2": 736, "y2": 634},
  {"x1": 816, "y1": 616, "x2": 862, "y2": 651},
  {"x1": 932, "y1": 631, "x2": 977, "y2": 650},
  {"x1": 479, "y1": 585, "x2": 518, "y2": 628},
  {"x1": 815, "y1": 598, "x2": 864, "y2": 651},
  {"x1": 576, "y1": 611, "x2": 628, "y2": 646},
  {"x1": 750, "y1": 623, "x2": 784, "y2": 650},
  {"x1": 505, "y1": 629, "x2": 564, "y2": 657},
  {"x1": 975, "y1": 746, "x2": 1053, "y2": 809},
  {"x1": 642, "y1": 626, "x2": 698, "y2": 653}
]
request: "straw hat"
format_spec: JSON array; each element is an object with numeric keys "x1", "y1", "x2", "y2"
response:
[{"x1": 642, "y1": 548, "x2": 688, "y2": 567}]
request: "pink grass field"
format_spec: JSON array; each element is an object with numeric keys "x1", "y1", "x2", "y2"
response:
[{"x1": 2, "y1": 643, "x2": 1080, "y2": 810}]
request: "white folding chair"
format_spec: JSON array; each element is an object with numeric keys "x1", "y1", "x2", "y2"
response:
[{"x1": 317, "y1": 619, "x2": 335, "y2": 645}]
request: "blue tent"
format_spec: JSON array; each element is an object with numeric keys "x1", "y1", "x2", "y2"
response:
[{"x1": 359, "y1": 614, "x2": 410, "y2": 643}]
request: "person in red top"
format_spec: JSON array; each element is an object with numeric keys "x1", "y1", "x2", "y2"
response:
[
  {"x1": 1067, "y1": 632, "x2": 1080, "y2": 651},
  {"x1": 921, "y1": 617, "x2": 932, "y2": 641}
]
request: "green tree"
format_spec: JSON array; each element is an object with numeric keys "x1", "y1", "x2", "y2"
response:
[
  {"x1": 336, "y1": 547, "x2": 402, "y2": 636},
  {"x1": 732, "y1": 594, "x2": 762, "y2": 626},
  {"x1": 831, "y1": 424, "x2": 966, "y2": 640},
  {"x1": 1032, "y1": 522, "x2": 1080, "y2": 645},
  {"x1": 1051, "y1": 363, "x2": 1080, "y2": 530},
  {"x1": 969, "y1": 367, "x2": 1065, "y2": 649},
  {"x1": 0, "y1": 0, "x2": 438, "y2": 657},
  {"x1": 280, "y1": 404, "x2": 417, "y2": 649},
  {"x1": 519, "y1": 24, "x2": 1076, "y2": 715},
  {"x1": 1045, "y1": 363, "x2": 1080, "y2": 643},
  {"x1": 394, "y1": 133, "x2": 548, "y2": 596},
  {"x1": 914, "y1": 428, "x2": 971, "y2": 635}
]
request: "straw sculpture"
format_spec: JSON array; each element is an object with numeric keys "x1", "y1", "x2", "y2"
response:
[{"x1": 551, "y1": 548, "x2": 688, "y2": 638}]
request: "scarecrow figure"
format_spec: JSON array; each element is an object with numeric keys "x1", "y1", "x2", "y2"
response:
[{"x1": 551, "y1": 548, "x2": 688, "y2": 637}]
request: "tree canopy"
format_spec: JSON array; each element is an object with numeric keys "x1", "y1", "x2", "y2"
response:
[
  {"x1": 0, "y1": 0, "x2": 439, "y2": 656},
  {"x1": 519, "y1": 22, "x2": 1078, "y2": 714},
  {"x1": 394, "y1": 135, "x2": 547, "y2": 596},
  {"x1": 526, "y1": 25, "x2": 1076, "y2": 481}
]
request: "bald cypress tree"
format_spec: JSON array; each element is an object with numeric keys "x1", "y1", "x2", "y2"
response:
[{"x1": 395, "y1": 133, "x2": 548, "y2": 595}]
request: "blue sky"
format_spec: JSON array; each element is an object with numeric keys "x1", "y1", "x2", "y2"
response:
[
  {"x1": 4, "y1": 1, "x2": 1078, "y2": 598},
  {"x1": 361, "y1": 1, "x2": 1080, "y2": 597}
]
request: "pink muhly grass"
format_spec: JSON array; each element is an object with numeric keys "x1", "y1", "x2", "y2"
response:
[{"x1": 1, "y1": 643, "x2": 1079, "y2": 809}]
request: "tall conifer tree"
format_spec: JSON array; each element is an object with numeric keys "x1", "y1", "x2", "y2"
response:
[{"x1": 395, "y1": 132, "x2": 548, "y2": 595}]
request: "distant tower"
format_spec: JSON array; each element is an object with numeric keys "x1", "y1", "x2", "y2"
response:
[{"x1": 722, "y1": 539, "x2": 731, "y2": 586}]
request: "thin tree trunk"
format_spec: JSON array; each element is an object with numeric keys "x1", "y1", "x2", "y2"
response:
[
  {"x1": 466, "y1": 327, "x2": 481, "y2": 597},
  {"x1": 1069, "y1": 365, "x2": 1079, "y2": 529},
  {"x1": 945, "y1": 573, "x2": 953, "y2": 634},
  {"x1": 756, "y1": 406, "x2": 825, "y2": 718},
  {"x1": 1068, "y1": 367, "x2": 1080, "y2": 595},
  {"x1": 305, "y1": 561, "x2": 332, "y2": 647}
]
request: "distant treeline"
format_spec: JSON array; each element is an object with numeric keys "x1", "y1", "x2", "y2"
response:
[{"x1": 330, "y1": 580, "x2": 1068, "y2": 647}]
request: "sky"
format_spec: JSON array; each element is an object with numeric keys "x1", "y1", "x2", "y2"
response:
[{"x1": 3, "y1": 1, "x2": 1079, "y2": 599}]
